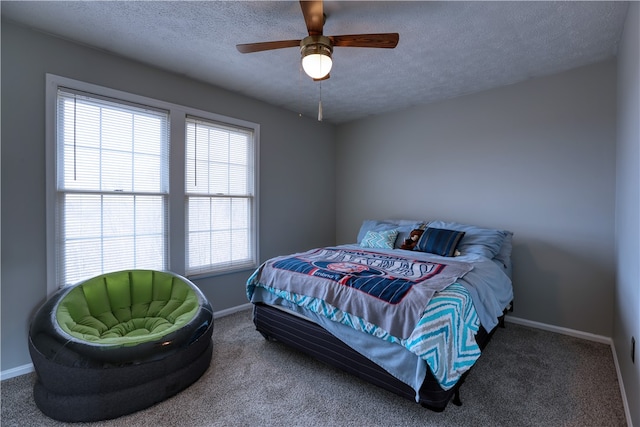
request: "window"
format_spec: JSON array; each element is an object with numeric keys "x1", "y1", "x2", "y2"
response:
[
  {"x1": 55, "y1": 89, "x2": 169, "y2": 287},
  {"x1": 186, "y1": 117, "x2": 256, "y2": 275},
  {"x1": 46, "y1": 75, "x2": 259, "y2": 292}
]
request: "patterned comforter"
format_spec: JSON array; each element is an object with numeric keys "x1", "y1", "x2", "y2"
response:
[{"x1": 247, "y1": 246, "x2": 483, "y2": 390}]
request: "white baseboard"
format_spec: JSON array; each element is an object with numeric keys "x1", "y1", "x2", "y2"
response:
[
  {"x1": 610, "y1": 339, "x2": 634, "y2": 427},
  {"x1": 0, "y1": 363, "x2": 34, "y2": 381},
  {"x1": 213, "y1": 302, "x2": 252, "y2": 319},
  {"x1": 1, "y1": 303, "x2": 253, "y2": 382},
  {"x1": 505, "y1": 315, "x2": 611, "y2": 344},
  {"x1": 505, "y1": 315, "x2": 632, "y2": 427}
]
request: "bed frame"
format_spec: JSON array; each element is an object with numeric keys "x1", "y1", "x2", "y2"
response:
[{"x1": 253, "y1": 302, "x2": 508, "y2": 412}]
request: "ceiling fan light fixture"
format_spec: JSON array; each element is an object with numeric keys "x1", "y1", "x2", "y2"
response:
[{"x1": 301, "y1": 35, "x2": 333, "y2": 80}]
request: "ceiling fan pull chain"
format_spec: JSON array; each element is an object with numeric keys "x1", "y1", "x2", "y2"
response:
[
  {"x1": 318, "y1": 82, "x2": 323, "y2": 122},
  {"x1": 298, "y1": 64, "x2": 304, "y2": 118}
]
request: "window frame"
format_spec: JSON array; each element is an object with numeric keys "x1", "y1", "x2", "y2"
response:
[
  {"x1": 45, "y1": 74, "x2": 260, "y2": 295},
  {"x1": 184, "y1": 116, "x2": 257, "y2": 277}
]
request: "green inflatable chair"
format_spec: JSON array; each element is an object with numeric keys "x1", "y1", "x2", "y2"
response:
[{"x1": 28, "y1": 270, "x2": 214, "y2": 422}]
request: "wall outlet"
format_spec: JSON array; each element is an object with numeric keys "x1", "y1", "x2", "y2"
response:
[{"x1": 632, "y1": 337, "x2": 636, "y2": 364}]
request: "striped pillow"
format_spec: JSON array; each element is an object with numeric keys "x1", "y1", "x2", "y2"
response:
[
  {"x1": 360, "y1": 229, "x2": 399, "y2": 249},
  {"x1": 415, "y1": 227, "x2": 465, "y2": 257}
]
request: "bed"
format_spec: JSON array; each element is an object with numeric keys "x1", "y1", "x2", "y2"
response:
[{"x1": 246, "y1": 219, "x2": 514, "y2": 411}]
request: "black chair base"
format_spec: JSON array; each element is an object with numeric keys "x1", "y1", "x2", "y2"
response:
[{"x1": 32, "y1": 340, "x2": 212, "y2": 422}]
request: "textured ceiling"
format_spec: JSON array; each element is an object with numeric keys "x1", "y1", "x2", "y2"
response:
[{"x1": 1, "y1": 1, "x2": 629, "y2": 123}]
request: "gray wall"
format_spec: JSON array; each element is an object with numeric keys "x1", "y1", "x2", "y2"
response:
[
  {"x1": 615, "y1": 2, "x2": 640, "y2": 425},
  {"x1": 336, "y1": 60, "x2": 617, "y2": 337},
  {"x1": 1, "y1": 21, "x2": 336, "y2": 372}
]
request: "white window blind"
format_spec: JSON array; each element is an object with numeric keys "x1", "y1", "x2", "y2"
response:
[
  {"x1": 185, "y1": 116, "x2": 256, "y2": 276},
  {"x1": 56, "y1": 88, "x2": 169, "y2": 287}
]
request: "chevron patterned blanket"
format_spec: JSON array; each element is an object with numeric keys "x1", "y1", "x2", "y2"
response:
[
  {"x1": 249, "y1": 247, "x2": 473, "y2": 339},
  {"x1": 404, "y1": 283, "x2": 480, "y2": 389}
]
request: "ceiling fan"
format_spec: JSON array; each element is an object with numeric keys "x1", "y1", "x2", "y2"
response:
[{"x1": 236, "y1": 0, "x2": 399, "y2": 81}]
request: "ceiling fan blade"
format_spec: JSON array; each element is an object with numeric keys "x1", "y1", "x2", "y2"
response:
[
  {"x1": 300, "y1": 0, "x2": 324, "y2": 36},
  {"x1": 236, "y1": 40, "x2": 301, "y2": 54},
  {"x1": 330, "y1": 33, "x2": 399, "y2": 49}
]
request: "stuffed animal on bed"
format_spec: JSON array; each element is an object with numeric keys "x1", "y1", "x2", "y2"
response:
[{"x1": 400, "y1": 229, "x2": 424, "y2": 250}]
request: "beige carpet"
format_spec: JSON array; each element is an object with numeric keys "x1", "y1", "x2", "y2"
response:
[{"x1": 1, "y1": 308, "x2": 627, "y2": 426}]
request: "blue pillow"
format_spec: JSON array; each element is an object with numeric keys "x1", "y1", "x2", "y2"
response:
[
  {"x1": 360, "y1": 229, "x2": 399, "y2": 249},
  {"x1": 427, "y1": 220, "x2": 508, "y2": 259},
  {"x1": 414, "y1": 227, "x2": 465, "y2": 257},
  {"x1": 494, "y1": 231, "x2": 514, "y2": 267}
]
